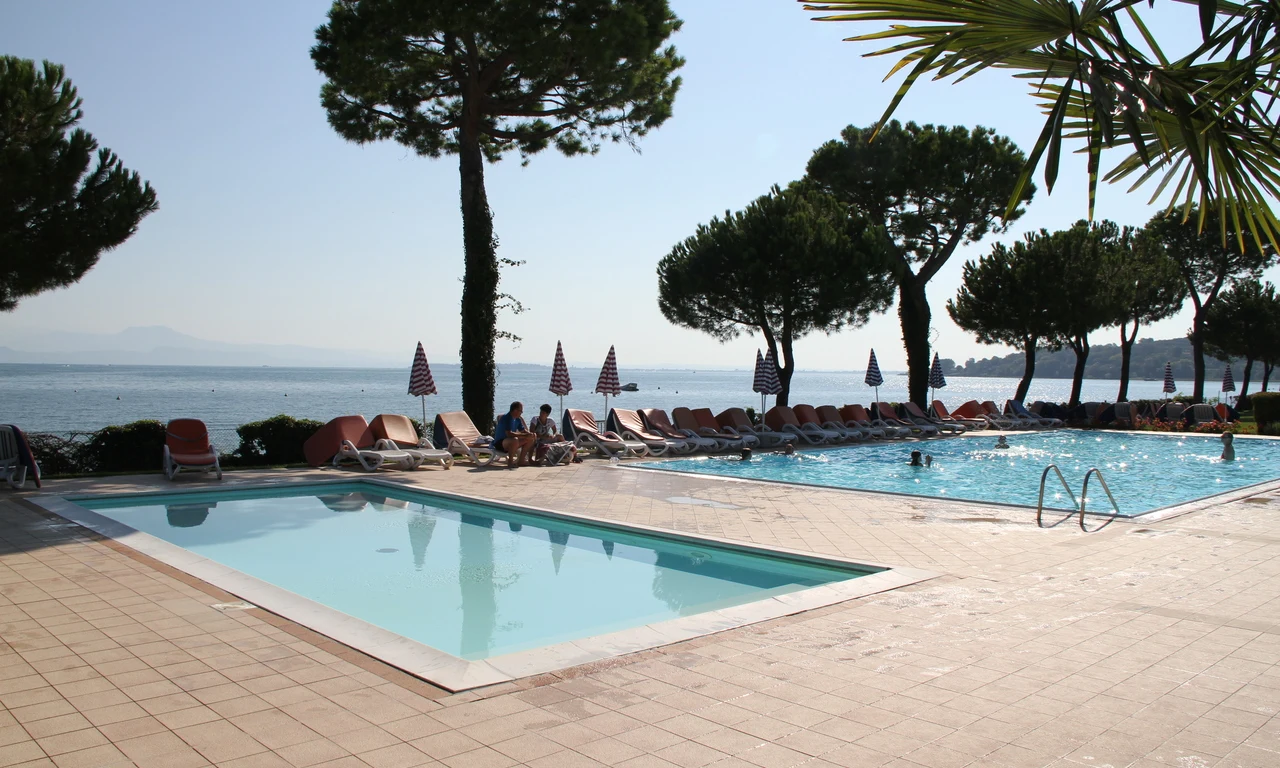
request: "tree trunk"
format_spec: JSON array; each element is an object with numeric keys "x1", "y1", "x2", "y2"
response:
[
  {"x1": 1117, "y1": 320, "x2": 1138, "y2": 402},
  {"x1": 777, "y1": 331, "x2": 796, "y2": 407},
  {"x1": 897, "y1": 277, "x2": 931, "y2": 407},
  {"x1": 1189, "y1": 312, "x2": 1207, "y2": 403},
  {"x1": 457, "y1": 130, "x2": 500, "y2": 433},
  {"x1": 1240, "y1": 358, "x2": 1254, "y2": 397},
  {"x1": 1015, "y1": 336, "x2": 1037, "y2": 403},
  {"x1": 1068, "y1": 335, "x2": 1090, "y2": 407},
  {"x1": 1264, "y1": 362, "x2": 1275, "y2": 391}
]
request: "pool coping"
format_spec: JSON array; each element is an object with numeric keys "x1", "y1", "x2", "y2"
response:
[
  {"x1": 29, "y1": 477, "x2": 938, "y2": 693},
  {"x1": 622, "y1": 429, "x2": 1280, "y2": 523}
]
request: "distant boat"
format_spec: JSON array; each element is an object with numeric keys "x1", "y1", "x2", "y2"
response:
[{"x1": 620, "y1": 382, "x2": 639, "y2": 392}]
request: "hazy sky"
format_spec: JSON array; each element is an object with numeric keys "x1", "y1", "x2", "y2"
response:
[{"x1": 3, "y1": 1, "x2": 1270, "y2": 370}]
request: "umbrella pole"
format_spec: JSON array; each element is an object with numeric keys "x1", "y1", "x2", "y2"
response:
[
  {"x1": 420, "y1": 395, "x2": 427, "y2": 433},
  {"x1": 761, "y1": 393, "x2": 765, "y2": 416}
]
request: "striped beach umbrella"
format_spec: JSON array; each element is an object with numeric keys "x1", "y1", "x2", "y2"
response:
[
  {"x1": 1222, "y1": 364, "x2": 1236, "y2": 401},
  {"x1": 865, "y1": 349, "x2": 884, "y2": 404},
  {"x1": 752, "y1": 350, "x2": 771, "y2": 413},
  {"x1": 1162, "y1": 361, "x2": 1176, "y2": 396},
  {"x1": 407, "y1": 342, "x2": 437, "y2": 427},
  {"x1": 594, "y1": 345, "x2": 621, "y2": 417},
  {"x1": 549, "y1": 341, "x2": 573, "y2": 417},
  {"x1": 929, "y1": 352, "x2": 947, "y2": 403},
  {"x1": 763, "y1": 348, "x2": 782, "y2": 395}
]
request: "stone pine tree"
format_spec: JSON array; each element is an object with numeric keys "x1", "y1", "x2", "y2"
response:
[
  {"x1": 805, "y1": 121, "x2": 1032, "y2": 407},
  {"x1": 312, "y1": 0, "x2": 684, "y2": 431},
  {"x1": 657, "y1": 184, "x2": 896, "y2": 405},
  {"x1": 1109, "y1": 228, "x2": 1186, "y2": 402},
  {"x1": 1144, "y1": 208, "x2": 1278, "y2": 402},
  {"x1": 947, "y1": 234, "x2": 1060, "y2": 404},
  {"x1": 0, "y1": 57, "x2": 157, "y2": 311},
  {"x1": 1202, "y1": 279, "x2": 1280, "y2": 398}
]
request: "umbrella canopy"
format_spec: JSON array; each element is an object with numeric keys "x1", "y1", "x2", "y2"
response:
[
  {"x1": 752, "y1": 350, "x2": 771, "y2": 394},
  {"x1": 549, "y1": 341, "x2": 573, "y2": 396},
  {"x1": 762, "y1": 349, "x2": 782, "y2": 394},
  {"x1": 929, "y1": 353, "x2": 947, "y2": 391},
  {"x1": 1222, "y1": 364, "x2": 1236, "y2": 393},
  {"x1": 595, "y1": 346, "x2": 621, "y2": 416},
  {"x1": 865, "y1": 350, "x2": 884, "y2": 388},
  {"x1": 407, "y1": 342, "x2": 437, "y2": 426},
  {"x1": 1163, "y1": 361, "x2": 1176, "y2": 394}
]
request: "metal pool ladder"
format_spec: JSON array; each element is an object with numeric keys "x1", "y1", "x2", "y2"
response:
[{"x1": 1036, "y1": 465, "x2": 1121, "y2": 532}]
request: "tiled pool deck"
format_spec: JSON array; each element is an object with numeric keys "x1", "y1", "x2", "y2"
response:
[{"x1": 2, "y1": 461, "x2": 1280, "y2": 768}]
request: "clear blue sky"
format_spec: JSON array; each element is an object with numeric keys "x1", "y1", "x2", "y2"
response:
[{"x1": 2, "y1": 1, "x2": 1266, "y2": 370}]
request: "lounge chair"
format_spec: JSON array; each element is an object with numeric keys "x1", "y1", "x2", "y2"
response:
[
  {"x1": 1, "y1": 425, "x2": 40, "y2": 489},
  {"x1": 640, "y1": 409, "x2": 720, "y2": 452},
  {"x1": 1007, "y1": 400, "x2": 1061, "y2": 428},
  {"x1": 876, "y1": 402, "x2": 940, "y2": 436},
  {"x1": 1112, "y1": 402, "x2": 1136, "y2": 427},
  {"x1": 931, "y1": 401, "x2": 986, "y2": 430},
  {"x1": 370, "y1": 414, "x2": 452, "y2": 469},
  {"x1": 901, "y1": 402, "x2": 966, "y2": 434},
  {"x1": 304, "y1": 415, "x2": 417, "y2": 471},
  {"x1": 974, "y1": 401, "x2": 1028, "y2": 430},
  {"x1": 673, "y1": 408, "x2": 745, "y2": 451},
  {"x1": 817, "y1": 405, "x2": 879, "y2": 440},
  {"x1": 715, "y1": 408, "x2": 796, "y2": 448},
  {"x1": 840, "y1": 404, "x2": 905, "y2": 438},
  {"x1": 432, "y1": 411, "x2": 505, "y2": 466},
  {"x1": 163, "y1": 419, "x2": 223, "y2": 480},
  {"x1": 793, "y1": 404, "x2": 857, "y2": 443},
  {"x1": 1081, "y1": 402, "x2": 1109, "y2": 425},
  {"x1": 1215, "y1": 403, "x2": 1235, "y2": 423},
  {"x1": 609, "y1": 408, "x2": 690, "y2": 455},
  {"x1": 691, "y1": 408, "x2": 759, "y2": 448},
  {"x1": 764, "y1": 405, "x2": 832, "y2": 444},
  {"x1": 1186, "y1": 403, "x2": 1218, "y2": 425},
  {"x1": 564, "y1": 409, "x2": 648, "y2": 458},
  {"x1": 1158, "y1": 402, "x2": 1186, "y2": 424}
]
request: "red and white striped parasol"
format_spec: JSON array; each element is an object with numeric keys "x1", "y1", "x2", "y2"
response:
[
  {"x1": 407, "y1": 342, "x2": 437, "y2": 426},
  {"x1": 594, "y1": 345, "x2": 621, "y2": 417},
  {"x1": 549, "y1": 341, "x2": 573, "y2": 417}
]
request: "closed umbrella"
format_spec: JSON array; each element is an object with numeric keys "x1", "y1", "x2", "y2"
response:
[
  {"x1": 752, "y1": 350, "x2": 770, "y2": 414},
  {"x1": 763, "y1": 348, "x2": 782, "y2": 404},
  {"x1": 549, "y1": 341, "x2": 573, "y2": 418},
  {"x1": 407, "y1": 342, "x2": 437, "y2": 427},
  {"x1": 1163, "y1": 361, "x2": 1176, "y2": 398},
  {"x1": 865, "y1": 349, "x2": 884, "y2": 404},
  {"x1": 929, "y1": 352, "x2": 947, "y2": 405},
  {"x1": 594, "y1": 346, "x2": 621, "y2": 418},
  {"x1": 1222, "y1": 363, "x2": 1236, "y2": 404}
]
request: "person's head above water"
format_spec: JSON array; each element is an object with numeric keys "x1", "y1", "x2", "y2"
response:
[
  {"x1": 783, "y1": 444, "x2": 796, "y2": 455},
  {"x1": 740, "y1": 448, "x2": 752, "y2": 461},
  {"x1": 909, "y1": 450, "x2": 924, "y2": 466},
  {"x1": 995, "y1": 435, "x2": 1010, "y2": 449}
]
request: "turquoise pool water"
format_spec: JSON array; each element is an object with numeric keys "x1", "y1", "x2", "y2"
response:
[
  {"x1": 77, "y1": 483, "x2": 868, "y2": 660},
  {"x1": 638, "y1": 432, "x2": 1280, "y2": 515}
]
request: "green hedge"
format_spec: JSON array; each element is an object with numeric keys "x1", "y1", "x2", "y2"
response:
[
  {"x1": 1253, "y1": 392, "x2": 1280, "y2": 425},
  {"x1": 229, "y1": 415, "x2": 324, "y2": 466}
]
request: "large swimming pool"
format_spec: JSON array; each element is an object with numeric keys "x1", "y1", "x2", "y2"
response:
[
  {"x1": 72, "y1": 483, "x2": 874, "y2": 662},
  {"x1": 637, "y1": 431, "x2": 1280, "y2": 515}
]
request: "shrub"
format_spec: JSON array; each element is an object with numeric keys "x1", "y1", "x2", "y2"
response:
[
  {"x1": 79, "y1": 420, "x2": 167, "y2": 473},
  {"x1": 230, "y1": 415, "x2": 324, "y2": 466},
  {"x1": 1253, "y1": 392, "x2": 1280, "y2": 426},
  {"x1": 25, "y1": 433, "x2": 85, "y2": 475}
]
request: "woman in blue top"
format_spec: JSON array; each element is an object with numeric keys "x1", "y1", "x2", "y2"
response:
[{"x1": 494, "y1": 401, "x2": 536, "y2": 467}]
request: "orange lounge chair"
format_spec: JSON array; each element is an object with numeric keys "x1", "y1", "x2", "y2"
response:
[
  {"x1": 836, "y1": 405, "x2": 888, "y2": 439},
  {"x1": 765, "y1": 405, "x2": 832, "y2": 444},
  {"x1": 609, "y1": 408, "x2": 691, "y2": 455},
  {"x1": 973, "y1": 401, "x2": 1025, "y2": 430},
  {"x1": 816, "y1": 405, "x2": 875, "y2": 440},
  {"x1": 640, "y1": 408, "x2": 719, "y2": 452},
  {"x1": 163, "y1": 419, "x2": 223, "y2": 480},
  {"x1": 433, "y1": 411, "x2": 504, "y2": 466},
  {"x1": 304, "y1": 415, "x2": 416, "y2": 471},
  {"x1": 902, "y1": 402, "x2": 965, "y2": 434},
  {"x1": 694, "y1": 407, "x2": 760, "y2": 448},
  {"x1": 672, "y1": 408, "x2": 743, "y2": 451},
  {"x1": 370, "y1": 414, "x2": 452, "y2": 469},
  {"x1": 715, "y1": 408, "x2": 796, "y2": 448},
  {"x1": 793, "y1": 404, "x2": 856, "y2": 442},
  {"x1": 843, "y1": 403, "x2": 910, "y2": 438},
  {"x1": 931, "y1": 401, "x2": 986, "y2": 430},
  {"x1": 564, "y1": 409, "x2": 647, "y2": 458},
  {"x1": 875, "y1": 402, "x2": 939, "y2": 436}
]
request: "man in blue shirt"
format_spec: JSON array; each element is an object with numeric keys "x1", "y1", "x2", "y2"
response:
[{"x1": 493, "y1": 401, "x2": 536, "y2": 467}]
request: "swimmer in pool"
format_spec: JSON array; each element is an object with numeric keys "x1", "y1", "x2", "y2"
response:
[
  {"x1": 740, "y1": 448, "x2": 752, "y2": 461},
  {"x1": 1221, "y1": 432, "x2": 1236, "y2": 462},
  {"x1": 783, "y1": 444, "x2": 796, "y2": 456},
  {"x1": 909, "y1": 450, "x2": 924, "y2": 467},
  {"x1": 994, "y1": 435, "x2": 1010, "y2": 450}
]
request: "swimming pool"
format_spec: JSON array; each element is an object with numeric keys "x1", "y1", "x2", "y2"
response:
[
  {"x1": 45, "y1": 481, "x2": 921, "y2": 690},
  {"x1": 637, "y1": 431, "x2": 1280, "y2": 515}
]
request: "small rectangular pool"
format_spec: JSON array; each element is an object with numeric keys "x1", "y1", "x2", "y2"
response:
[
  {"x1": 42, "y1": 481, "x2": 921, "y2": 690},
  {"x1": 637, "y1": 431, "x2": 1280, "y2": 515}
]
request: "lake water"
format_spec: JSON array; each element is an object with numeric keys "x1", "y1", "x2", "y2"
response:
[{"x1": 1, "y1": 362, "x2": 1183, "y2": 434}]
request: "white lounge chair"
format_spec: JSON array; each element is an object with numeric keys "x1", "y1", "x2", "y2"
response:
[
  {"x1": 564, "y1": 410, "x2": 648, "y2": 458},
  {"x1": 794, "y1": 404, "x2": 858, "y2": 443},
  {"x1": 715, "y1": 408, "x2": 796, "y2": 448},
  {"x1": 371, "y1": 414, "x2": 452, "y2": 469},
  {"x1": 640, "y1": 408, "x2": 720, "y2": 452},
  {"x1": 692, "y1": 408, "x2": 759, "y2": 448},
  {"x1": 1, "y1": 425, "x2": 40, "y2": 489},
  {"x1": 433, "y1": 411, "x2": 506, "y2": 467},
  {"x1": 672, "y1": 408, "x2": 744, "y2": 451},
  {"x1": 876, "y1": 402, "x2": 940, "y2": 437},
  {"x1": 610, "y1": 408, "x2": 690, "y2": 455},
  {"x1": 765, "y1": 406, "x2": 832, "y2": 444},
  {"x1": 901, "y1": 402, "x2": 966, "y2": 434},
  {"x1": 1007, "y1": 400, "x2": 1061, "y2": 428},
  {"x1": 163, "y1": 419, "x2": 223, "y2": 480},
  {"x1": 304, "y1": 415, "x2": 417, "y2": 471}
]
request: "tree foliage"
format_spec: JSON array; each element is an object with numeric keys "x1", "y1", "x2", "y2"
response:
[
  {"x1": 1144, "y1": 206, "x2": 1277, "y2": 401},
  {"x1": 1108, "y1": 227, "x2": 1186, "y2": 401},
  {"x1": 312, "y1": 0, "x2": 684, "y2": 430},
  {"x1": 0, "y1": 57, "x2": 158, "y2": 312},
  {"x1": 657, "y1": 184, "x2": 897, "y2": 404},
  {"x1": 801, "y1": 0, "x2": 1280, "y2": 250},
  {"x1": 1202, "y1": 279, "x2": 1280, "y2": 397},
  {"x1": 948, "y1": 234, "x2": 1062, "y2": 403},
  {"x1": 804, "y1": 121, "x2": 1031, "y2": 406}
]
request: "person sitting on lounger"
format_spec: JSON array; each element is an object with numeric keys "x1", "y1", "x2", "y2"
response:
[
  {"x1": 494, "y1": 402, "x2": 536, "y2": 467},
  {"x1": 531, "y1": 404, "x2": 577, "y2": 465}
]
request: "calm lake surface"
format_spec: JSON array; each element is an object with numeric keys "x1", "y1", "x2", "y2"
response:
[{"x1": 1, "y1": 363, "x2": 1183, "y2": 433}]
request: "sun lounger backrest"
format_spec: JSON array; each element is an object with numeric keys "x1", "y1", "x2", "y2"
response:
[
  {"x1": 691, "y1": 408, "x2": 723, "y2": 433},
  {"x1": 952, "y1": 401, "x2": 983, "y2": 419},
  {"x1": 671, "y1": 408, "x2": 699, "y2": 432},
  {"x1": 838, "y1": 405, "x2": 858, "y2": 423},
  {"x1": 370, "y1": 414, "x2": 419, "y2": 448},
  {"x1": 1216, "y1": 403, "x2": 1231, "y2": 422},
  {"x1": 792, "y1": 404, "x2": 822, "y2": 426},
  {"x1": 816, "y1": 405, "x2": 844, "y2": 425},
  {"x1": 1114, "y1": 402, "x2": 1132, "y2": 420},
  {"x1": 764, "y1": 406, "x2": 801, "y2": 431},
  {"x1": 614, "y1": 408, "x2": 661, "y2": 440},
  {"x1": 716, "y1": 408, "x2": 751, "y2": 431},
  {"x1": 1189, "y1": 403, "x2": 1216, "y2": 423},
  {"x1": 902, "y1": 402, "x2": 928, "y2": 420},
  {"x1": 845, "y1": 404, "x2": 873, "y2": 422},
  {"x1": 1164, "y1": 403, "x2": 1184, "y2": 421},
  {"x1": 876, "y1": 402, "x2": 902, "y2": 421},
  {"x1": 566, "y1": 409, "x2": 602, "y2": 437},
  {"x1": 303, "y1": 415, "x2": 374, "y2": 467},
  {"x1": 166, "y1": 419, "x2": 211, "y2": 453},
  {"x1": 0, "y1": 426, "x2": 17, "y2": 464},
  {"x1": 640, "y1": 409, "x2": 684, "y2": 439}
]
